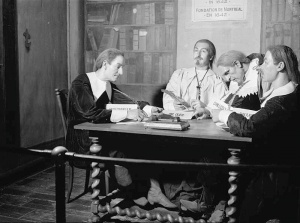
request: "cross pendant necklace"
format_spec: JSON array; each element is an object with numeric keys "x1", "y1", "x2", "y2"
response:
[{"x1": 195, "y1": 68, "x2": 209, "y2": 101}]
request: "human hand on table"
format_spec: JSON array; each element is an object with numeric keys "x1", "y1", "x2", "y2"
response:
[
  {"x1": 151, "y1": 106, "x2": 163, "y2": 115},
  {"x1": 190, "y1": 99, "x2": 206, "y2": 109},
  {"x1": 193, "y1": 107, "x2": 211, "y2": 120},
  {"x1": 173, "y1": 100, "x2": 188, "y2": 110},
  {"x1": 126, "y1": 109, "x2": 147, "y2": 122}
]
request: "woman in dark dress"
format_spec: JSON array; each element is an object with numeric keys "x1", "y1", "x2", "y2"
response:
[{"x1": 212, "y1": 45, "x2": 300, "y2": 222}]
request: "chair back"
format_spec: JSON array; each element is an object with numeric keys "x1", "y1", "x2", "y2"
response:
[{"x1": 55, "y1": 88, "x2": 68, "y2": 139}]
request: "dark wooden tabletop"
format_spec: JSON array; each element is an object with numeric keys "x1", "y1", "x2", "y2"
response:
[{"x1": 74, "y1": 119, "x2": 252, "y2": 143}]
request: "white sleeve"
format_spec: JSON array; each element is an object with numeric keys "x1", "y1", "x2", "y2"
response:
[
  {"x1": 163, "y1": 69, "x2": 184, "y2": 110},
  {"x1": 219, "y1": 110, "x2": 233, "y2": 125},
  {"x1": 213, "y1": 75, "x2": 228, "y2": 102},
  {"x1": 143, "y1": 105, "x2": 153, "y2": 117},
  {"x1": 110, "y1": 110, "x2": 128, "y2": 122},
  {"x1": 201, "y1": 71, "x2": 226, "y2": 107}
]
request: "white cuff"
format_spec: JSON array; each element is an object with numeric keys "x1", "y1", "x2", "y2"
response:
[
  {"x1": 110, "y1": 110, "x2": 128, "y2": 122},
  {"x1": 219, "y1": 110, "x2": 233, "y2": 125},
  {"x1": 205, "y1": 106, "x2": 212, "y2": 116},
  {"x1": 143, "y1": 105, "x2": 153, "y2": 117}
]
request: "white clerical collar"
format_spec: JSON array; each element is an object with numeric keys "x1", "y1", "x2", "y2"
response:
[
  {"x1": 87, "y1": 72, "x2": 111, "y2": 101},
  {"x1": 261, "y1": 81, "x2": 297, "y2": 107},
  {"x1": 244, "y1": 58, "x2": 259, "y2": 82}
]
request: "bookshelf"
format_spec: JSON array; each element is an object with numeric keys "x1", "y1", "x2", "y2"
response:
[
  {"x1": 84, "y1": 0, "x2": 177, "y2": 106},
  {"x1": 261, "y1": 0, "x2": 300, "y2": 69}
]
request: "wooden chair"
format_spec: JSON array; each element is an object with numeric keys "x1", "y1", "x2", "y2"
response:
[{"x1": 55, "y1": 88, "x2": 91, "y2": 203}]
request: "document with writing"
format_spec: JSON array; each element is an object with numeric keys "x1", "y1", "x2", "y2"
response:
[
  {"x1": 208, "y1": 99, "x2": 258, "y2": 130},
  {"x1": 208, "y1": 99, "x2": 258, "y2": 119}
]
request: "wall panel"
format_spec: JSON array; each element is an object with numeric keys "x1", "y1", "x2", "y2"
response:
[{"x1": 17, "y1": 0, "x2": 68, "y2": 147}]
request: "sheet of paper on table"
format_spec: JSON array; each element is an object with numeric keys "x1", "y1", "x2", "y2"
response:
[
  {"x1": 209, "y1": 100, "x2": 257, "y2": 119},
  {"x1": 106, "y1": 104, "x2": 138, "y2": 111},
  {"x1": 212, "y1": 100, "x2": 257, "y2": 130},
  {"x1": 162, "y1": 109, "x2": 195, "y2": 120}
]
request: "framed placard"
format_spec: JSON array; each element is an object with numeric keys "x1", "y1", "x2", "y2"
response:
[{"x1": 192, "y1": 0, "x2": 247, "y2": 22}]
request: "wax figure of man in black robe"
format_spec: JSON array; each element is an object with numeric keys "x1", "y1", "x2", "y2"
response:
[
  {"x1": 66, "y1": 72, "x2": 153, "y2": 197},
  {"x1": 66, "y1": 73, "x2": 149, "y2": 155},
  {"x1": 66, "y1": 48, "x2": 177, "y2": 209}
]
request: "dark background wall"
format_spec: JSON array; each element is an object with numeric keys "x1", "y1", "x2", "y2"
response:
[{"x1": 0, "y1": 0, "x2": 68, "y2": 182}]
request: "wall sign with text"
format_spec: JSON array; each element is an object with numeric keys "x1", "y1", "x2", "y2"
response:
[{"x1": 192, "y1": 0, "x2": 247, "y2": 22}]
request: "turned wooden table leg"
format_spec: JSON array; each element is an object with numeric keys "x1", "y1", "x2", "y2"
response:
[
  {"x1": 227, "y1": 148, "x2": 241, "y2": 223},
  {"x1": 89, "y1": 137, "x2": 102, "y2": 223}
]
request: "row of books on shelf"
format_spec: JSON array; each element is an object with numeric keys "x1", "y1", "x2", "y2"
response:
[
  {"x1": 120, "y1": 26, "x2": 176, "y2": 51},
  {"x1": 85, "y1": 51, "x2": 175, "y2": 85},
  {"x1": 265, "y1": 0, "x2": 298, "y2": 22},
  {"x1": 118, "y1": 52, "x2": 174, "y2": 84},
  {"x1": 265, "y1": 23, "x2": 300, "y2": 49},
  {"x1": 87, "y1": 2, "x2": 174, "y2": 25},
  {"x1": 86, "y1": 26, "x2": 176, "y2": 51}
]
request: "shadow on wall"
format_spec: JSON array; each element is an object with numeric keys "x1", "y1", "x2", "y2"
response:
[
  {"x1": 151, "y1": 83, "x2": 167, "y2": 108},
  {"x1": 116, "y1": 83, "x2": 167, "y2": 108}
]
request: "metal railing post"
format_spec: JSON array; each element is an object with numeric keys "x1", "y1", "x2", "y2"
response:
[{"x1": 52, "y1": 146, "x2": 68, "y2": 223}]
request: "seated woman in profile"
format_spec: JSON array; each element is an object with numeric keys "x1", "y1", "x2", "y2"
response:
[
  {"x1": 211, "y1": 45, "x2": 300, "y2": 222},
  {"x1": 192, "y1": 50, "x2": 262, "y2": 119}
]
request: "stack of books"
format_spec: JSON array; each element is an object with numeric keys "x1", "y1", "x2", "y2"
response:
[{"x1": 144, "y1": 120, "x2": 190, "y2": 131}]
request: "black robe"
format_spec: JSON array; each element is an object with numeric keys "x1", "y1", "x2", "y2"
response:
[
  {"x1": 227, "y1": 86, "x2": 300, "y2": 222},
  {"x1": 224, "y1": 92, "x2": 260, "y2": 111},
  {"x1": 227, "y1": 86, "x2": 300, "y2": 164},
  {"x1": 66, "y1": 73, "x2": 148, "y2": 155}
]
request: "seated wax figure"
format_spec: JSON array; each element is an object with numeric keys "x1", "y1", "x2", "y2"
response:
[
  {"x1": 67, "y1": 48, "x2": 155, "y2": 154},
  {"x1": 218, "y1": 52, "x2": 264, "y2": 98},
  {"x1": 163, "y1": 39, "x2": 227, "y2": 118},
  {"x1": 211, "y1": 45, "x2": 300, "y2": 222},
  {"x1": 66, "y1": 48, "x2": 175, "y2": 208},
  {"x1": 247, "y1": 52, "x2": 273, "y2": 98},
  {"x1": 175, "y1": 51, "x2": 262, "y2": 221},
  {"x1": 193, "y1": 50, "x2": 261, "y2": 119}
]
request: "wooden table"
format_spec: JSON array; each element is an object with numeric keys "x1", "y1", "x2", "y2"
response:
[{"x1": 74, "y1": 119, "x2": 252, "y2": 223}]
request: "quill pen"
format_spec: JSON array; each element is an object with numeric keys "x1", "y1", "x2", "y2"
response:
[
  {"x1": 112, "y1": 88, "x2": 149, "y2": 116},
  {"x1": 112, "y1": 88, "x2": 138, "y2": 104},
  {"x1": 161, "y1": 89, "x2": 190, "y2": 109}
]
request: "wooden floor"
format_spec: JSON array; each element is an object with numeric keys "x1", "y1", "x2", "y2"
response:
[
  {"x1": 0, "y1": 162, "x2": 154, "y2": 223},
  {"x1": 0, "y1": 163, "x2": 94, "y2": 222},
  {"x1": 0, "y1": 160, "x2": 170, "y2": 223},
  {"x1": 1, "y1": 160, "x2": 296, "y2": 223}
]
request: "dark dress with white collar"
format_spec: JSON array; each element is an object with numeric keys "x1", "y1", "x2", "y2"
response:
[
  {"x1": 66, "y1": 73, "x2": 148, "y2": 155},
  {"x1": 223, "y1": 91, "x2": 260, "y2": 111},
  {"x1": 66, "y1": 73, "x2": 150, "y2": 188},
  {"x1": 227, "y1": 86, "x2": 300, "y2": 222}
]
